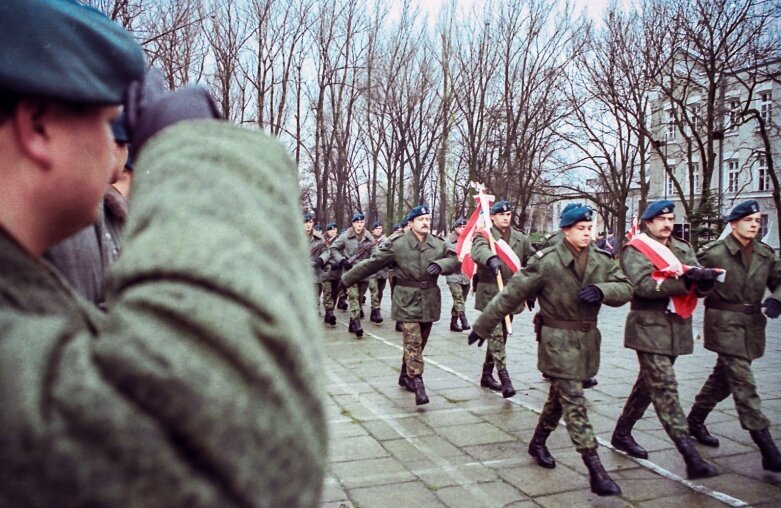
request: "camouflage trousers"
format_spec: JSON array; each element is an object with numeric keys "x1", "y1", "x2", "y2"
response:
[
  {"x1": 621, "y1": 352, "x2": 688, "y2": 440},
  {"x1": 448, "y1": 282, "x2": 469, "y2": 316},
  {"x1": 347, "y1": 281, "x2": 369, "y2": 319},
  {"x1": 486, "y1": 317, "x2": 512, "y2": 371},
  {"x1": 402, "y1": 322, "x2": 433, "y2": 377},
  {"x1": 539, "y1": 378, "x2": 596, "y2": 452},
  {"x1": 368, "y1": 277, "x2": 387, "y2": 309},
  {"x1": 693, "y1": 353, "x2": 770, "y2": 431},
  {"x1": 319, "y1": 280, "x2": 336, "y2": 311}
]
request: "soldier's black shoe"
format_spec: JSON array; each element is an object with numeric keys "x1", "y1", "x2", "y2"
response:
[
  {"x1": 348, "y1": 320, "x2": 354, "y2": 333},
  {"x1": 582, "y1": 377, "x2": 598, "y2": 389},
  {"x1": 611, "y1": 415, "x2": 648, "y2": 459},
  {"x1": 528, "y1": 425, "x2": 556, "y2": 469},
  {"x1": 337, "y1": 297, "x2": 348, "y2": 311},
  {"x1": 450, "y1": 316, "x2": 462, "y2": 332},
  {"x1": 497, "y1": 368, "x2": 516, "y2": 398},
  {"x1": 750, "y1": 428, "x2": 781, "y2": 472},
  {"x1": 359, "y1": 308, "x2": 365, "y2": 319},
  {"x1": 395, "y1": 321, "x2": 403, "y2": 332},
  {"x1": 351, "y1": 319, "x2": 364, "y2": 338},
  {"x1": 411, "y1": 376, "x2": 429, "y2": 405},
  {"x1": 370, "y1": 308, "x2": 383, "y2": 323},
  {"x1": 687, "y1": 406, "x2": 719, "y2": 447},
  {"x1": 324, "y1": 310, "x2": 336, "y2": 326},
  {"x1": 480, "y1": 353, "x2": 501, "y2": 391},
  {"x1": 398, "y1": 362, "x2": 414, "y2": 392},
  {"x1": 674, "y1": 436, "x2": 719, "y2": 479},
  {"x1": 581, "y1": 449, "x2": 622, "y2": 496},
  {"x1": 542, "y1": 372, "x2": 551, "y2": 380},
  {"x1": 458, "y1": 312, "x2": 470, "y2": 330}
]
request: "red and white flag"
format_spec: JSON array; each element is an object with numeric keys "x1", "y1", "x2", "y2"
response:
[
  {"x1": 455, "y1": 205, "x2": 484, "y2": 279},
  {"x1": 625, "y1": 213, "x2": 639, "y2": 241}
]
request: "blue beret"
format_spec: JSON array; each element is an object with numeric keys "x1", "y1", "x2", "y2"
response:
[
  {"x1": 391, "y1": 223, "x2": 401, "y2": 231},
  {"x1": 303, "y1": 212, "x2": 314, "y2": 222},
  {"x1": 559, "y1": 206, "x2": 594, "y2": 228},
  {"x1": 407, "y1": 205, "x2": 431, "y2": 222},
  {"x1": 726, "y1": 200, "x2": 760, "y2": 222},
  {"x1": 641, "y1": 201, "x2": 675, "y2": 221},
  {"x1": 326, "y1": 222, "x2": 337, "y2": 231},
  {"x1": 490, "y1": 201, "x2": 512, "y2": 214},
  {"x1": 112, "y1": 112, "x2": 129, "y2": 143},
  {"x1": 351, "y1": 212, "x2": 365, "y2": 222},
  {"x1": 313, "y1": 223, "x2": 322, "y2": 231},
  {"x1": 560, "y1": 202, "x2": 582, "y2": 217},
  {"x1": 453, "y1": 217, "x2": 467, "y2": 229},
  {"x1": 370, "y1": 220, "x2": 383, "y2": 229},
  {"x1": 0, "y1": 0, "x2": 146, "y2": 104}
]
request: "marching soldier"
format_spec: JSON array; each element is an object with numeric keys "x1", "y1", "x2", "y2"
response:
[
  {"x1": 390, "y1": 217, "x2": 409, "y2": 332},
  {"x1": 330, "y1": 212, "x2": 376, "y2": 337},
  {"x1": 468, "y1": 205, "x2": 631, "y2": 496},
  {"x1": 320, "y1": 222, "x2": 341, "y2": 325},
  {"x1": 690, "y1": 200, "x2": 781, "y2": 472},
  {"x1": 610, "y1": 201, "x2": 720, "y2": 479},
  {"x1": 368, "y1": 220, "x2": 388, "y2": 324},
  {"x1": 445, "y1": 217, "x2": 471, "y2": 332},
  {"x1": 471, "y1": 200, "x2": 535, "y2": 397},
  {"x1": 306, "y1": 212, "x2": 332, "y2": 320},
  {"x1": 342, "y1": 205, "x2": 459, "y2": 405}
]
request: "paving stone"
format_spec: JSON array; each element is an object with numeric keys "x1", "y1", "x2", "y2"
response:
[
  {"x1": 329, "y1": 435, "x2": 389, "y2": 463},
  {"x1": 534, "y1": 489, "x2": 631, "y2": 507},
  {"x1": 408, "y1": 458, "x2": 502, "y2": 489},
  {"x1": 382, "y1": 434, "x2": 470, "y2": 462},
  {"x1": 433, "y1": 481, "x2": 529, "y2": 507},
  {"x1": 361, "y1": 415, "x2": 435, "y2": 441},
  {"x1": 330, "y1": 457, "x2": 416, "y2": 489},
  {"x1": 495, "y1": 463, "x2": 587, "y2": 497},
  {"x1": 347, "y1": 481, "x2": 445, "y2": 508},
  {"x1": 437, "y1": 421, "x2": 515, "y2": 447}
]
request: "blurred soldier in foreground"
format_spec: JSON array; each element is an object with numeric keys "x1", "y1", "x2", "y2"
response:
[
  {"x1": 367, "y1": 220, "x2": 388, "y2": 324},
  {"x1": 469, "y1": 206, "x2": 631, "y2": 496},
  {"x1": 691, "y1": 200, "x2": 781, "y2": 472},
  {"x1": 0, "y1": 1, "x2": 326, "y2": 505},
  {"x1": 611, "y1": 201, "x2": 720, "y2": 480},
  {"x1": 342, "y1": 205, "x2": 459, "y2": 405}
]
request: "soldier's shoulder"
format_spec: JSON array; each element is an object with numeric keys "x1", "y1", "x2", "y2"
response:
[
  {"x1": 756, "y1": 239, "x2": 775, "y2": 255},
  {"x1": 533, "y1": 244, "x2": 557, "y2": 260},
  {"x1": 671, "y1": 235, "x2": 693, "y2": 249},
  {"x1": 593, "y1": 245, "x2": 613, "y2": 257},
  {"x1": 699, "y1": 239, "x2": 723, "y2": 253}
]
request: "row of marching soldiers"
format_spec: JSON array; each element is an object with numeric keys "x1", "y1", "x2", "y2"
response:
[{"x1": 307, "y1": 198, "x2": 781, "y2": 497}]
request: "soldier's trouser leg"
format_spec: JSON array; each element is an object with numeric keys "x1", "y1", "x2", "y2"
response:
[
  {"x1": 487, "y1": 318, "x2": 511, "y2": 371},
  {"x1": 368, "y1": 278, "x2": 379, "y2": 308},
  {"x1": 448, "y1": 282, "x2": 466, "y2": 316},
  {"x1": 622, "y1": 352, "x2": 688, "y2": 440},
  {"x1": 695, "y1": 354, "x2": 770, "y2": 431},
  {"x1": 403, "y1": 322, "x2": 433, "y2": 377},
  {"x1": 315, "y1": 283, "x2": 322, "y2": 308},
  {"x1": 541, "y1": 379, "x2": 596, "y2": 452},
  {"x1": 373, "y1": 278, "x2": 386, "y2": 309},
  {"x1": 347, "y1": 281, "x2": 369, "y2": 319},
  {"x1": 321, "y1": 280, "x2": 335, "y2": 311}
]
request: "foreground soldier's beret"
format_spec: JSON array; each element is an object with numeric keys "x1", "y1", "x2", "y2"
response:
[
  {"x1": 326, "y1": 222, "x2": 337, "y2": 231},
  {"x1": 0, "y1": 0, "x2": 146, "y2": 104},
  {"x1": 370, "y1": 221, "x2": 383, "y2": 229},
  {"x1": 641, "y1": 200, "x2": 675, "y2": 221},
  {"x1": 351, "y1": 212, "x2": 365, "y2": 222},
  {"x1": 490, "y1": 201, "x2": 512, "y2": 215},
  {"x1": 560, "y1": 202, "x2": 582, "y2": 217},
  {"x1": 407, "y1": 205, "x2": 430, "y2": 221},
  {"x1": 726, "y1": 200, "x2": 760, "y2": 222},
  {"x1": 453, "y1": 217, "x2": 467, "y2": 229},
  {"x1": 560, "y1": 206, "x2": 594, "y2": 228},
  {"x1": 303, "y1": 212, "x2": 314, "y2": 222}
]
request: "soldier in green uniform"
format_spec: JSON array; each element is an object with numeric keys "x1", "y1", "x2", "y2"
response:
[
  {"x1": 320, "y1": 221, "x2": 341, "y2": 325},
  {"x1": 331, "y1": 212, "x2": 376, "y2": 338},
  {"x1": 307, "y1": 212, "x2": 331, "y2": 313},
  {"x1": 471, "y1": 200, "x2": 535, "y2": 397},
  {"x1": 389, "y1": 217, "x2": 410, "y2": 332},
  {"x1": 611, "y1": 200, "x2": 720, "y2": 479},
  {"x1": 446, "y1": 217, "x2": 471, "y2": 332},
  {"x1": 536, "y1": 203, "x2": 581, "y2": 251},
  {"x1": 690, "y1": 200, "x2": 781, "y2": 472},
  {"x1": 368, "y1": 220, "x2": 389, "y2": 324},
  {"x1": 0, "y1": 1, "x2": 326, "y2": 505},
  {"x1": 468, "y1": 205, "x2": 631, "y2": 496},
  {"x1": 342, "y1": 205, "x2": 459, "y2": 405}
]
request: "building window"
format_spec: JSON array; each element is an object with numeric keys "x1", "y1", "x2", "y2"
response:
[
  {"x1": 665, "y1": 110, "x2": 676, "y2": 141},
  {"x1": 664, "y1": 171, "x2": 675, "y2": 197},
  {"x1": 758, "y1": 157, "x2": 770, "y2": 192},
  {"x1": 761, "y1": 214, "x2": 769, "y2": 239},
  {"x1": 760, "y1": 92, "x2": 772, "y2": 125},
  {"x1": 691, "y1": 163, "x2": 700, "y2": 194},
  {"x1": 727, "y1": 99, "x2": 741, "y2": 132},
  {"x1": 690, "y1": 105, "x2": 701, "y2": 132},
  {"x1": 727, "y1": 160, "x2": 739, "y2": 193}
]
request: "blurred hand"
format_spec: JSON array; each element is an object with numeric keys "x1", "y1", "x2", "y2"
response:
[
  {"x1": 426, "y1": 263, "x2": 442, "y2": 276},
  {"x1": 340, "y1": 258, "x2": 353, "y2": 270},
  {"x1": 486, "y1": 256, "x2": 502, "y2": 275},
  {"x1": 685, "y1": 267, "x2": 720, "y2": 282},
  {"x1": 467, "y1": 331, "x2": 486, "y2": 347},
  {"x1": 578, "y1": 285, "x2": 603, "y2": 304},
  {"x1": 526, "y1": 299, "x2": 535, "y2": 311},
  {"x1": 762, "y1": 298, "x2": 781, "y2": 319},
  {"x1": 312, "y1": 258, "x2": 325, "y2": 270}
]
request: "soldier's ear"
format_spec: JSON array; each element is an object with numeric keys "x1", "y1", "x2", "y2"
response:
[{"x1": 14, "y1": 99, "x2": 55, "y2": 169}]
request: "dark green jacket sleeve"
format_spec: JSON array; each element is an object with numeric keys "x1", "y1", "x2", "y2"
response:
[
  {"x1": 472, "y1": 261, "x2": 544, "y2": 339},
  {"x1": 0, "y1": 121, "x2": 326, "y2": 508},
  {"x1": 594, "y1": 258, "x2": 633, "y2": 307},
  {"x1": 341, "y1": 241, "x2": 395, "y2": 287}
]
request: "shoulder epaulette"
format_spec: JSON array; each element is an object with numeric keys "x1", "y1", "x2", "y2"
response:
[
  {"x1": 535, "y1": 245, "x2": 557, "y2": 259},
  {"x1": 757, "y1": 240, "x2": 775, "y2": 253},
  {"x1": 593, "y1": 246, "x2": 612, "y2": 257}
]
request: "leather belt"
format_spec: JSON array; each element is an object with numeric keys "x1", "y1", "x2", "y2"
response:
[
  {"x1": 630, "y1": 298, "x2": 670, "y2": 311},
  {"x1": 394, "y1": 279, "x2": 436, "y2": 289},
  {"x1": 705, "y1": 298, "x2": 761, "y2": 314},
  {"x1": 540, "y1": 316, "x2": 597, "y2": 332}
]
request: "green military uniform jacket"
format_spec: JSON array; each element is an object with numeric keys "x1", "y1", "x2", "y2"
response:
[
  {"x1": 445, "y1": 232, "x2": 470, "y2": 285},
  {"x1": 309, "y1": 230, "x2": 331, "y2": 282},
  {"x1": 698, "y1": 234, "x2": 781, "y2": 360},
  {"x1": 537, "y1": 230, "x2": 564, "y2": 250},
  {"x1": 330, "y1": 227, "x2": 376, "y2": 281},
  {"x1": 369, "y1": 234, "x2": 389, "y2": 280},
  {"x1": 0, "y1": 121, "x2": 326, "y2": 508},
  {"x1": 342, "y1": 230, "x2": 459, "y2": 322},
  {"x1": 471, "y1": 226, "x2": 534, "y2": 312},
  {"x1": 473, "y1": 242, "x2": 632, "y2": 380},
  {"x1": 622, "y1": 235, "x2": 711, "y2": 356}
]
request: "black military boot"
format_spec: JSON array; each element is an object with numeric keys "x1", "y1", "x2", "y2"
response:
[
  {"x1": 450, "y1": 315, "x2": 462, "y2": 332},
  {"x1": 497, "y1": 368, "x2": 516, "y2": 398},
  {"x1": 359, "y1": 308, "x2": 365, "y2": 319},
  {"x1": 611, "y1": 415, "x2": 648, "y2": 459},
  {"x1": 395, "y1": 321, "x2": 403, "y2": 332},
  {"x1": 480, "y1": 352, "x2": 501, "y2": 391},
  {"x1": 411, "y1": 375, "x2": 429, "y2": 405},
  {"x1": 350, "y1": 319, "x2": 364, "y2": 338},
  {"x1": 370, "y1": 308, "x2": 383, "y2": 323},
  {"x1": 337, "y1": 296, "x2": 347, "y2": 310},
  {"x1": 324, "y1": 309, "x2": 336, "y2": 326},
  {"x1": 750, "y1": 428, "x2": 781, "y2": 472},
  {"x1": 528, "y1": 425, "x2": 556, "y2": 469},
  {"x1": 458, "y1": 312, "x2": 470, "y2": 330},
  {"x1": 398, "y1": 361, "x2": 414, "y2": 392},
  {"x1": 674, "y1": 436, "x2": 719, "y2": 479},
  {"x1": 582, "y1": 377, "x2": 598, "y2": 389},
  {"x1": 581, "y1": 449, "x2": 622, "y2": 496},
  {"x1": 687, "y1": 405, "x2": 719, "y2": 447}
]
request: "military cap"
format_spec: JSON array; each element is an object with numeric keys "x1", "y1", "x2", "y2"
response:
[
  {"x1": 560, "y1": 202, "x2": 582, "y2": 217},
  {"x1": 560, "y1": 205, "x2": 594, "y2": 228},
  {"x1": 641, "y1": 200, "x2": 675, "y2": 221},
  {"x1": 391, "y1": 223, "x2": 401, "y2": 231},
  {"x1": 351, "y1": 212, "x2": 365, "y2": 222},
  {"x1": 303, "y1": 212, "x2": 314, "y2": 222},
  {"x1": 313, "y1": 223, "x2": 322, "y2": 231},
  {"x1": 112, "y1": 112, "x2": 129, "y2": 143},
  {"x1": 407, "y1": 205, "x2": 431, "y2": 222},
  {"x1": 370, "y1": 220, "x2": 383, "y2": 230},
  {"x1": 453, "y1": 217, "x2": 467, "y2": 229},
  {"x1": 490, "y1": 201, "x2": 512, "y2": 215},
  {"x1": 726, "y1": 200, "x2": 760, "y2": 222},
  {"x1": 0, "y1": 0, "x2": 146, "y2": 104},
  {"x1": 326, "y1": 222, "x2": 337, "y2": 231}
]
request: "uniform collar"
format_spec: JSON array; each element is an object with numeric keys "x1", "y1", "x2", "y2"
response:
[{"x1": 725, "y1": 233, "x2": 767, "y2": 258}]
